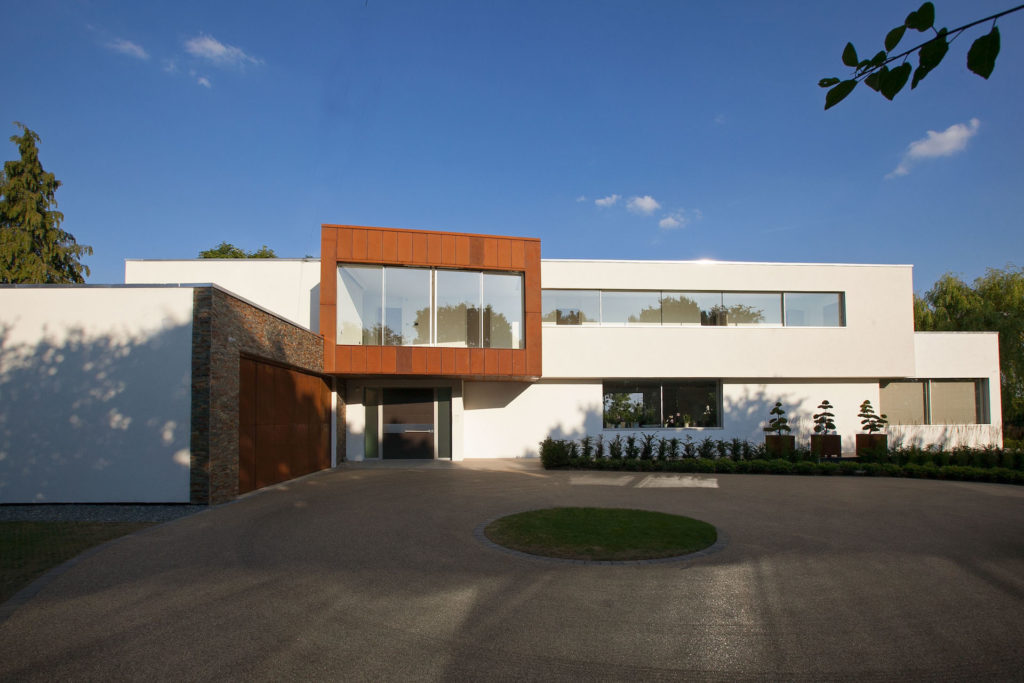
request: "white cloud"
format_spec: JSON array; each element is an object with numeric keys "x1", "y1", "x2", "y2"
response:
[
  {"x1": 575, "y1": 195, "x2": 587, "y2": 203},
  {"x1": 106, "y1": 38, "x2": 148, "y2": 60},
  {"x1": 627, "y1": 195, "x2": 661, "y2": 215},
  {"x1": 659, "y1": 216, "x2": 682, "y2": 229},
  {"x1": 887, "y1": 118, "x2": 980, "y2": 178},
  {"x1": 197, "y1": 76, "x2": 212, "y2": 88},
  {"x1": 162, "y1": 59, "x2": 177, "y2": 73},
  {"x1": 185, "y1": 34, "x2": 262, "y2": 68},
  {"x1": 658, "y1": 209, "x2": 699, "y2": 230},
  {"x1": 595, "y1": 194, "x2": 620, "y2": 208}
]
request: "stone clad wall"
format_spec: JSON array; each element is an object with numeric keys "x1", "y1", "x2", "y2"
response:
[{"x1": 191, "y1": 286, "x2": 339, "y2": 504}]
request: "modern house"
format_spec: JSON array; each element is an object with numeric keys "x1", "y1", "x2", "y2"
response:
[{"x1": 0, "y1": 224, "x2": 1002, "y2": 504}]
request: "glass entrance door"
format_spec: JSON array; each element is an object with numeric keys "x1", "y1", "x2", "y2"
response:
[{"x1": 381, "y1": 388, "x2": 435, "y2": 459}]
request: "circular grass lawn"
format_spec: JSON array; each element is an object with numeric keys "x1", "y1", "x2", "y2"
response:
[{"x1": 484, "y1": 507, "x2": 717, "y2": 561}]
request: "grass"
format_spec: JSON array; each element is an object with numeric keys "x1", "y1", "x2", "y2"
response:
[
  {"x1": 484, "y1": 507, "x2": 717, "y2": 561},
  {"x1": 0, "y1": 521, "x2": 153, "y2": 603}
]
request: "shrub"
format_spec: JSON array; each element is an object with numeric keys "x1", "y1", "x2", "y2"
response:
[
  {"x1": 669, "y1": 437, "x2": 681, "y2": 459},
  {"x1": 716, "y1": 439, "x2": 729, "y2": 460},
  {"x1": 716, "y1": 459, "x2": 736, "y2": 474},
  {"x1": 625, "y1": 435, "x2": 640, "y2": 459},
  {"x1": 656, "y1": 438, "x2": 670, "y2": 460},
  {"x1": 683, "y1": 436, "x2": 696, "y2": 459},
  {"x1": 794, "y1": 461, "x2": 815, "y2": 475},
  {"x1": 580, "y1": 436, "x2": 593, "y2": 460},
  {"x1": 609, "y1": 435, "x2": 623, "y2": 459},
  {"x1": 767, "y1": 459, "x2": 794, "y2": 474},
  {"x1": 594, "y1": 435, "x2": 605, "y2": 459},
  {"x1": 695, "y1": 458, "x2": 716, "y2": 473},
  {"x1": 640, "y1": 433, "x2": 657, "y2": 460},
  {"x1": 540, "y1": 437, "x2": 571, "y2": 468},
  {"x1": 698, "y1": 437, "x2": 717, "y2": 459}
]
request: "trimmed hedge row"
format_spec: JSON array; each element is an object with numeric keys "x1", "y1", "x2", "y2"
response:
[{"x1": 539, "y1": 436, "x2": 1024, "y2": 485}]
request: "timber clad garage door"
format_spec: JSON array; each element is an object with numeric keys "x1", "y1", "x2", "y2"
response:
[{"x1": 238, "y1": 358, "x2": 331, "y2": 495}]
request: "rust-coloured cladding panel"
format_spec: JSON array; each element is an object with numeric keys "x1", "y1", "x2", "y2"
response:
[
  {"x1": 321, "y1": 224, "x2": 542, "y2": 380},
  {"x1": 238, "y1": 359, "x2": 332, "y2": 495}
]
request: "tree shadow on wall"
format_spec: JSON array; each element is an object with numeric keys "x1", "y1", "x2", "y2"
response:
[{"x1": 0, "y1": 321, "x2": 193, "y2": 503}]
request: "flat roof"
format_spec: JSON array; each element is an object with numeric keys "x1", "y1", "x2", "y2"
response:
[{"x1": 124, "y1": 257, "x2": 913, "y2": 268}]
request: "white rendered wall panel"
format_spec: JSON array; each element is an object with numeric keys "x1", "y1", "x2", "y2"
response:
[
  {"x1": 125, "y1": 259, "x2": 321, "y2": 331},
  {"x1": 0, "y1": 288, "x2": 194, "y2": 502}
]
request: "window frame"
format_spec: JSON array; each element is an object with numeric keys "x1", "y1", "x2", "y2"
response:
[{"x1": 602, "y1": 379, "x2": 723, "y2": 430}]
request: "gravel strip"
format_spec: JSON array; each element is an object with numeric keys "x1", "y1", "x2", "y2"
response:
[{"x1": 0, "y1": 504, "x2": 203, "y2": 523}]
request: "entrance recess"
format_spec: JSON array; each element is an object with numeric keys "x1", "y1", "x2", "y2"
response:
[
  {"x1": 364, "y1": 386, "x2": 453, "y2": 460},
  {"x1": 382, "y1": 388, "x2": 435, "y2": 459}
]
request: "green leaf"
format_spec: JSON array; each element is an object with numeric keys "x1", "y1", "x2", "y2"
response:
[
  {"x1": 818, "y1": 77, "x2": 841, "y2": 88},
  {"x1": 870, "y1": 51, "x2": 887, "y2": 67},
  {"x1": 885, "y1": 25, "x2": 906, "y2": 51},
  {"x1": 842, "y1": 42, "x2": 859, "y2": 67},
  {"x1": 967, "y1": 26, "x2": 1000, "y2": 79},
  {"x1": 864, "y1": 69, "x2": 884, "y2": 92},
  {"x1": 824, "y1": 79, "x2": 857, "y2": 110},
  {"x1": 905, "y1": 2, "x2": 935, "y2": 31},
  {"x1": 880, "y1": 62, "x2": 911, "y2": 100},
  {"x1": 912, "y1": 29, "x2": 948, "y2": 88}
]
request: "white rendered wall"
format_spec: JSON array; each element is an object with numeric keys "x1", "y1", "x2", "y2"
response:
[
  {"x1": 541, "y1": 260, "x2": 916, "y2": 379},
  {"x1": 125, "y1": 259, "x2": 321, "y2": 331},
  {"x1": 461, "y1": 379, "x2": 882, "y2": 457},
  {"x1": 0, "y1": 287, "x2": 194, "y2": 502},
  {"x1": 885, "y1": 332, "x2": 1003, "y2": 449}
]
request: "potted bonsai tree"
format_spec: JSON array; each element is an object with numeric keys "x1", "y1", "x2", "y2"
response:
[
  {"x1": 763, "y1": 401, "x2": 795, "y2": 458},
  {"x1": 811, "y1": 399, "x2": 841, "y2": 460},
  {"x1": 856, "y1": 399, "x2": 888, "y2": 457}
]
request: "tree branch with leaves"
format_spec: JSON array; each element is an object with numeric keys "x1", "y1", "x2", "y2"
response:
[{"x1": 820, "y1": 2, "x2": 1021, "y2": 109}]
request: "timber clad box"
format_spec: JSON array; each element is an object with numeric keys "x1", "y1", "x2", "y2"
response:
[{"x1": 0, "y1": 223, "x2": 1004, "y2": 503}]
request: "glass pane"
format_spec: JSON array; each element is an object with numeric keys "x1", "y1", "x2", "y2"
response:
[
  {"x1": 383, "y1": 267, "x2": 431, "y2": 346},
  {"x1": 436, "y1": 270, "x2": 481, "y2": 347},
  {"x1": 483, "y1": 272, "x2": 524, "y2": 349},
  {"x1": 661, "y1": 292, "x2": 702, "y2": 325},
  {"x1": 601, "y1": 291, "x2": 662, "y2": 324},
  {"x1": 880, "y1": 381, "x2": 926, "y2": 425},
  {"x1": 722, "y1": 293, "x2": 782, "y2": 325},
  {"x1": 930, "y1": 381, "x2": 979, "y2": 424},
  {"x1": 663, "y1": 382, "x2": 720, "y2": 428},
  {"x1": 541, "y1": 290, "x2": 600, "y2": 325},
  {"x1": 785, "y1": 293, "x2": 843, "y2": 327},
  {"x1": 602, "y1": 381, "x2": 660, "y2": 428},
  {"x1": 338, "y1": 265, "x2": 382, "y2": 345}
]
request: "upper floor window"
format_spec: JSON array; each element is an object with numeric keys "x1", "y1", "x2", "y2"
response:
[
  {"x1": 542, "y1": 289, "x2": 844, "y2": 327},
  {"x1": 337, "y1": 265, "x2": 523, "y2": 348}
]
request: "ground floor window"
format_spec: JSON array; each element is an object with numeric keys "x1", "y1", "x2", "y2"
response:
[
  {"x1": 602, "y1": 380, "x2": 720, "y2": 429},
  {"x1": 879, "y1": 379, "x2": 989, "y2": 425}
]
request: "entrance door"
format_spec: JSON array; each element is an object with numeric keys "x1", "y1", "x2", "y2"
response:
[{"x1": 382, "y1": 388, "x2": 435, "y2": 459}]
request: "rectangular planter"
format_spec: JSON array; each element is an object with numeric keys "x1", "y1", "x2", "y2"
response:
[
  {"x1": 811, "y1": 434, "x2": 842, "y2": 459},
  {"x1": 764, "y1": 434, "x2": 796, "y2": 459},
  {"x1": 855, "y1": 434, "x2": 888, "y2": 458}
]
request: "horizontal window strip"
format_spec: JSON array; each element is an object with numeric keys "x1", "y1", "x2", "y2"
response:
[{"x1": 542, "y1": 290, "x2": 844, "y2": 327}]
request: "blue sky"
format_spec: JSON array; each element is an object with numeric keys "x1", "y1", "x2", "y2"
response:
[{"x1": 3, "y1": 0, "x2": 1022, "y2": 291}]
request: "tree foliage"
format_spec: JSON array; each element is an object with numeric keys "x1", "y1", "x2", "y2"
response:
[
  {"x1": 0, "y1": 123, "x2": 92, "y2": 283},
  {"x1": 820, "y1": 2, "x2": 1021, "y2": 109},
  {"x1": 199, "y1": 242, "x2": 277, "y2": 258},
  {"x1": 915, "y1": 266, "x2": 1024, "y2": 427}
]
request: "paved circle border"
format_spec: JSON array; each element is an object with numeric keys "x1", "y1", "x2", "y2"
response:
[{"x1": 473, "y1": 510, "x2": 729, "y2": 566}]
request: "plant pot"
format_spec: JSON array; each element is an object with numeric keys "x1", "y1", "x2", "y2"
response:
[
  {"x1": 856, "y1": 434, "x2": 888, "y2": 458},
  {"x1": 764, "y1": 434, "x2": 795, "y2": 458},
  {"x1": 811, "y1": 434, "x2": 841, "y2": 459}
]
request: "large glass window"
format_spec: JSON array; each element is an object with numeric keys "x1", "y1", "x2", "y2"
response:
[
  {"x1": 784, "y1": 292, "x2": 843, "y2": 327},
  {"x1": 338, "y1": 265, "x2": 384, "y2": 345},
  {"x1": 483, "y1": 272, "x2": 523, "y2": 349},
  {"x1": 880, "y1": 380, "x2": 926, "y2": 425},
  {"x1": 436, "y1": 269, "x2": 481, "y2": 347},
  {"x1": 722, "y1": 293, "x2": 782, "y2": 325},
  {"x1": 661, "y1": 292, "x2": 723, "y2": 325},
  {"x1": 384, "y1": 267, "x2": 431, "y2": 345},
  {"x1": 880, "y1": 379, "x2": 988, "y2": 425},
  {"x1": 601, "y1": 291, "x2": 662, "y2": 324},
  {"x1": 602, "y1": 380, "x2": 722, "y2": 429},
  {"x1": 542, "y1": 290, "x2": 600, "y2": 325},
  {"x1": 663, "y1": 381, "x2": 720, "y2": 428},
  {"x1": 337, "y1": 265, "x2": 523, "y2": 348}
]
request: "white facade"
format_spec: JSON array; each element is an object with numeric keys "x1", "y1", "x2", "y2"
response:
[
  {"x1": 119, "y1": 256, "x2": 1003, "y2": 460},
  {"x1": 0, "y1": 287, "x2": 194, "y2": 502}
]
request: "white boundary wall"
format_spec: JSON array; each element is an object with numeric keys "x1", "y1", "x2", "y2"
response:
[{"x1": 0, "y1": 287, "x2": 194, "y2": 502}]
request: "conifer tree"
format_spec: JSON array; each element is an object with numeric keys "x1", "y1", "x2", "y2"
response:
[{"x1": 0, "y1": 123, "x2": 92, "y2": 283}]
